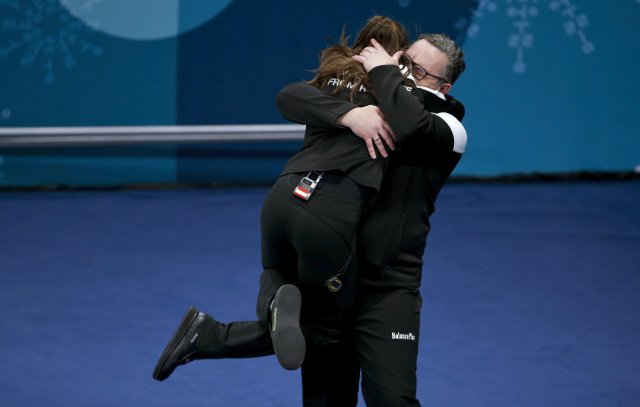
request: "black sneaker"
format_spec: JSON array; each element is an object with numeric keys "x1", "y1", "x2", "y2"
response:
[
  {"x1": 153, "y1": 307, "x2": 204, "y2": 381},
  {"x1": 270, "y1": 284, "x2": 305, "y2": 370}
]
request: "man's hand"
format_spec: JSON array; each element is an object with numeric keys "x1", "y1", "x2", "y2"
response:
[
  {"x1": 352, "y1": 38, "x2": 403, "y2": 73},
  {"x1": 337, "y1": 105, "x2": 395, "y2": 159}
]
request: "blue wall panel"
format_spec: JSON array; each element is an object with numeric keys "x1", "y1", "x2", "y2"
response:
[
  {"x1": 0, "y1": 0, "x2": 638, "y2": 186},
  {"x1": 0, "y1": 0, "x2": 178, "y2": 126},
  {"x1": 175, "y1": 0, "x2": 474, "y2": 124},
  {"x1": 453, "y1": 0, "x2": 640, "y2": 175}
]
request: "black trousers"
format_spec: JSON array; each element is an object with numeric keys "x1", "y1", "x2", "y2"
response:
[
  {"x1": 256, "y1": 172, "x2": 365, "y2": 342},
  {"x1": 204, "y1": 172, "x2": 422, "y2": 405},
  {"x1": 302, "y1": 285, "x2": 423, "y2": 407}
]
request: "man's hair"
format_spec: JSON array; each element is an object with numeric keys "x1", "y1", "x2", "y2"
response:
[{"x1": 418, "y1": 33, "x2": 466, "y2": 84}]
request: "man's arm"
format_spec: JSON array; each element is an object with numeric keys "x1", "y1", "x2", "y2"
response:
[
  {"x1": 354, "y1": 39, "x2": 467, "y2": 154},
  {"x1": 369, "y1": 65, "x2": 462, "y2": 151},
  {"x1": 276, "y1": 82, "x2": 396, "y2": 158}
]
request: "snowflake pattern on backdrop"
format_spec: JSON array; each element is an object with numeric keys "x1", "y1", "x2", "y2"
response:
[
  {"x1": 454, "y1": 0, "x2": 499, "y2": 43},
  {"x1": 0, "y1": 0, "x2": 102, "y2": 84},
  {"x1": 506, "y1": 0, "x2": 539, "y2": 74},
  {"x1": 0, "y1": 1, "x2": 629, "y2": 82},
  {"x1": 455, "y1": 0, "x2": 596, "y2": 73}
]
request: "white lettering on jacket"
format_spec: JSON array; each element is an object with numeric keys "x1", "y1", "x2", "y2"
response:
[{"x1": 391, "y1": 332, "x2": 416, "y2": 341}]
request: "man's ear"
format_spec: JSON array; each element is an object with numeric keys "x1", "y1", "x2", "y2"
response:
[{"x1": 439, "y1": 83, "x2": 452, "y2": 95}]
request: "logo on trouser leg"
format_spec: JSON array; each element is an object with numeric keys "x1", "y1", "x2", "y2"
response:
[
  {"x1": 271, "y1": 308, "x2": 277, "y2": 333},
  {"x1": 391, "y1": 332, "x2": 416, "y2": 341}
]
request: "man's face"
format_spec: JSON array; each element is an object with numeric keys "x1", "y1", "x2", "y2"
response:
[{"x1": 406, "y1": 39, "x2": 451, "y2": 94}]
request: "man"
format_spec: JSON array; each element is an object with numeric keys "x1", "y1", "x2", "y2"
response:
[
  {"x1": 153, "y1": 32, "x2": 467, "y2": 407},
  {"x1": 277, "y1": 34, "x2": 467, "y2": 406}
]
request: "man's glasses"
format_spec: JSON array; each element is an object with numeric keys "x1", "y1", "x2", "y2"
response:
[{"x1": 400, "y1": 53, "x2": 449, "y2": 84}]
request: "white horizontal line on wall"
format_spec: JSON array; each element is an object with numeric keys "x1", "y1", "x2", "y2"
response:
[{"x1": 0, "y1": 124, "x2": 306, "y2": 147}]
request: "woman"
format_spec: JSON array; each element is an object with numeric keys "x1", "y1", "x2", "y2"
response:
[
  {"x1": 153, "y1": 16, "x2": 413, "y2": 379},
  {"x1": 259, "y1": 15, "x2": 411, "y2": 368}
]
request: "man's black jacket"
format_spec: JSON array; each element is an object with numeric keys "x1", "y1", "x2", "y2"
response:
[{"x1": 276, "y1": 65, "x2": 467, "y2": 288}]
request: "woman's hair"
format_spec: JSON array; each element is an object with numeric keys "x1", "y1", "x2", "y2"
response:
[{"x1": 308, "y1": 16, "x2": 409, "y2": 101}]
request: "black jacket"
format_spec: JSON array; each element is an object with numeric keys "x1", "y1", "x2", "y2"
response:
[
  {"x1": 276, "y1": 65, "x2": 467, "y2": 288},
  {"x1": 276, "y1": 79, "x2": 384, "y2": 190}
]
